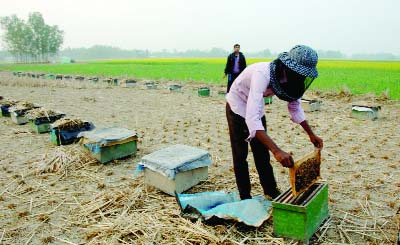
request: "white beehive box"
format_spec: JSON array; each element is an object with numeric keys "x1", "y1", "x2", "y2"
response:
[
  {"x1": 301, "y1": 99, "x2": 322, "y2": 112},
  {"x1": 122, "y1": 79, "x2": 137, "y2": 88},
  {"x1": 141, "y1": 144, "x2": 212, "y2": 195},
  {"x1": 351, "y1": 105, "x2": 380, "y2": 120}
]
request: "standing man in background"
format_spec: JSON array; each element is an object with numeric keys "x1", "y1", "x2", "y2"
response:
[{"x1": 224, "y1": 44, "x2": 247, "y2": 92}]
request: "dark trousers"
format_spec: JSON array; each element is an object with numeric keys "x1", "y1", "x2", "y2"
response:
[
  {"x1": 227, "y1": 73, "x2": 240, "y2": 93},
  {"x1": 226, "y1": 103, "x2": 279, "y2": 200}
]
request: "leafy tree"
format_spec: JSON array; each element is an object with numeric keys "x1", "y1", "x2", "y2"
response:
[{"x1": 0, "y1": 12, "x2": 64, "y2": 63}]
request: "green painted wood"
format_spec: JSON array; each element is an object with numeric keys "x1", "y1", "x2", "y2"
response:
[
  {"x1": 50, "y1": 130, "x2": 60, "y2": 145},
  {"x1": 264, "y1": 97, "x2": 273, "y2": 104},
  {"x1": 198, "y1": 87, "x2": 210, "y2": 97},
  {"x1": 30, "y1": 121, "x2": 51, "y2": 134},
  {"x1": 272, "y1": 200, "x2": 306, "y2": 213},
  {"x1": 272, "y1": 183, "x2": 329, "y2": 241},
  {"x1": 85, "y1": 141, "x2": 137, "y2": 163},
  {"x1": 0, "y1": 111, "x2": 9, "y2": 117}
]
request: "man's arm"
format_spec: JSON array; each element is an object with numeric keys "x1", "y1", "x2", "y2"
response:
[
  {"x1": 288, "y1": 99, "x2": 323, "y2": 149},
  {"x1": 224, "y1": 55, "x2": 231, "y2": 75},
  {"x1": 300, "y1": 120, "x2": 323, "y2": 149}
]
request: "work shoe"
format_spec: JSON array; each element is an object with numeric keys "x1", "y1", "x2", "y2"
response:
[{"x1": 264, "y1": 187, "x2": 282, "y2": 200}]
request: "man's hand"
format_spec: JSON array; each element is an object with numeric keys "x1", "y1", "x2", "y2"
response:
[
  {"x1": 273, "y1": 150, "x2": 294, "y2": 168},
  {"x1": 310, "y1": 134, "x2": 323, "y2": 149},
  {"x1": 254, "y1": 130, "x2": 294, "y2": 168}
]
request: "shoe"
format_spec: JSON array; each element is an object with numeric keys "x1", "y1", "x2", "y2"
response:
[{"x1": 265, "y1": 187, "x2": 282, "y2": 200}]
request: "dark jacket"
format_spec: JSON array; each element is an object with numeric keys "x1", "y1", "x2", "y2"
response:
[{"x1": 224, "y1": 52, "x2": 247, "y2": 75}]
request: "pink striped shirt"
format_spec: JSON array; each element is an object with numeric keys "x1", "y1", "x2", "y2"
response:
[{"x1": 226, "y1": 62, "x2": 306, "y2": 141}]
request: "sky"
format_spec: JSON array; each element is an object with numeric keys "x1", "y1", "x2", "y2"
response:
[{"x1": 0, "y1": 0, "x2": 399, "y2": 55}]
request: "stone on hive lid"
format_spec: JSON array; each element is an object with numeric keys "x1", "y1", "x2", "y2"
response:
[{"x1": 141, "y1": 144, "x2": 212, "y2": 179}]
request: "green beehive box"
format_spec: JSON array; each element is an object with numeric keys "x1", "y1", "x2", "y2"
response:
[
  {"x1": 272, "y1": 182, "x2": 329, "y2": 242},
  {"x1": 84, "y1": 141, "x2": 137, "y2": 163},
  {"x1": 50, "y1": 130, "x2": 60, "y2": 145},
  {"x1": 198, "y1": 87, "x2": 210, "y2": 97},
  {"x1": 0, "y1": 111, "x2": 6, "y2": 117},
  {"x1": 264, "y1": 96, "x2": 273, "y2": 104},
  {"x1": 50, "y1": 129, "x2": 78, "y2": 146},
  {"x1": 30, "y1": 121, "x2": 52, "y2": 134},
  {"x1": 80, "y1": 127, "x2": 139, "y2": 163},
  {"x1": 29, "y1": 114, "x2": 66, "y2": 134}
]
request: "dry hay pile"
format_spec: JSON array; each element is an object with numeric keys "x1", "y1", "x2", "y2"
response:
[
  {"x1": 36, "y1": 146, "x2": 97, "y2": 175},
  {"x1": 315, "y1": 198, "x2": 397, "y2": 244},
  {"x1": 25, "y1": 108, "x2": 59, "y2": 120},
  {"x1": 51, "y1": 118, "x2": 85, "y2": 130},
  {"x1": 73, "y1": 181, "x2": 285, "y2": 245},
  {"x1": 0, "y1": 99, "x2": 18, "y2": 105},
  {"x1": 8, "y1": 101, "x2": 35, "y2": 112}
]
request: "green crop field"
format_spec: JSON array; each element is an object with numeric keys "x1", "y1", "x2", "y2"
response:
[{"x1": 1, "y1": 58, "x2": 400, "y2": 99}]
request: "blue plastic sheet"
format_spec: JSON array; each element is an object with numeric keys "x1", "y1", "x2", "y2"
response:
[{"x1": 176, "y1": 191, "x2": 272, "y2": 227}]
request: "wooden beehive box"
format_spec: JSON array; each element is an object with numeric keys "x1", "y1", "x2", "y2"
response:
[
  {"x1": 0, "y1": 104, "x2": 13, "y2": 117},
  {"x1": 198, "y1": 87, "x2": 210, "y2": 97},
  {"x1": 301, "y1": 99, "x2": 322, "y2": 112},
  {"x1": 141, "y1": 144, "x2": 212, "y2": 195},
  {"x1": 145, "y1": 81, "x2": 158, "y2": 89},
  {"x1": 351, "y1": 104, "x2": 380, "y2": 120},
  {"x1": 168, "y1": 84, "x2": 182, "y2": 92},
  {"x1": 50, "y1": 121, "x2": 94, "y2": 146},
  {"x1": 9, "y1": 102, "x2": 39, "y2": 125},
  {"x1": 144, "y1": 167, "x2": 208, "y2": 195},
  {"x1": 29, "y1": 114, "x2": 66, "y2": 134},
  {"x1": 122, "y1": 79, "x2": 137, "y2": 88},
  {"x1": 272, "y1": 182, "x2": 329, "y2": 242},
  {"x1": 10, "y1": 107, "x2": 39, "y2": 125},
  {"x1": 80, "y1": 127, "x2": 139, "y2": 163},
  {"x1": 11, "y1": 111, "x2": 29, "y2": 125}
]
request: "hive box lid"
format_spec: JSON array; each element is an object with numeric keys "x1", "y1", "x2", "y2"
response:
[
  {"x1": 141, "y1": 144, "x2": 211, "y2": 179},
  {"x1": 78, "y1": 127, "x2": 138, "y2": 146}
]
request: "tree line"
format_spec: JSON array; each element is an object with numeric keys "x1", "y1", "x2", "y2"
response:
[{"x1": 0, "y1": 12, "x2": 64, "y2": 63}]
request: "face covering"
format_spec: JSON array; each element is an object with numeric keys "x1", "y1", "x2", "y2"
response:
[{"x1": 269, "y1": 59, "x2": 315, "y2": 102}]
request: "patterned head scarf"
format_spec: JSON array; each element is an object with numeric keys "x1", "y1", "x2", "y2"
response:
[{"x1": 270, "y1": 45, "x2": 319, "y2": 102}]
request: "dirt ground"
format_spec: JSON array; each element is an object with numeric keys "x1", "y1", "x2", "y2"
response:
[{"x1": 0, "y1": 72, "x2": 399, "y2": 244}]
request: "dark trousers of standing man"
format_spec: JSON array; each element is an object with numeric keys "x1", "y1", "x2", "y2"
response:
[
  {"x1": 226, "y1": 103, "x2": 280, "y2": 200},
  {"x1": 227, "y1": 73, "x2": 240, "y2": 93}
]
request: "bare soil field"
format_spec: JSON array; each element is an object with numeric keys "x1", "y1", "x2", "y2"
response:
[{"x1": 0, "y1": 73, "x2": 399, "y2": 244}]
